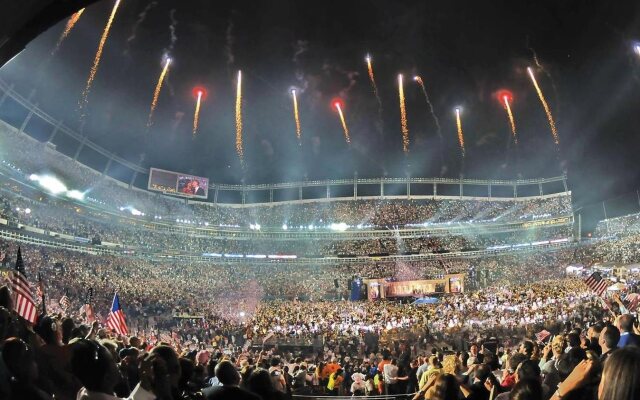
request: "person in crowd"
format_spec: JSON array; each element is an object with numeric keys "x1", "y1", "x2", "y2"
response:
[
  {"x1": 616, "y1": 315, "x2": 640, "y2": 347},
  {"x1": 495, "y1": 360, "x2": 547, "y2": 400},
  {"x1": 428, "y1": 373, "x2": 460, "y2": 400},
  {"x1": 326, "y1": 368, "x2": 344, "y2": 396},
  {"x1": 509, "y1": 379, "x2": 543, "y2": 400},
  {"x1": 70, "y1": 339, "x2": 160, "y2": 400},
  {"x1": 203, "y1": 360, "x2": 260, "y2": 400},
  {"x1": 350, "y1": 371, "x2": 367, "y2": 395},
  {"x1": 2, "y1": 337, "x2": 52, "y2": 400},
  {"x1": 383, "y1": 358, "x2": 399, "y2": 394},
  {"x1": 598, "y1": 346, "x2": 640, "y2": 400},
  {"x1": 599, "y1": 325, "x2": 620, "y2": 364},
  {"x1": 501, "y1": 353, "x2": 528, "y2": 391},
  {"x1": 268, "y1": 357, "x2": 286, "y2": 393}
]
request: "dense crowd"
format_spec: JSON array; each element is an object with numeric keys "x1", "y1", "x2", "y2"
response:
[
  {"x1": 1, "y1": 244, "x2": 640, "y2": 400},
  {"x1": 0, "y1": 122, "x2": 572, "y2": 231},
  {"x1": 2, "y1": 124, "x2": 640, "y2": 399}
]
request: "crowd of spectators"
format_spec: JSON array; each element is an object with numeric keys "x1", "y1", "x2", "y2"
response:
[
  {"x1": 1, "y1": 243, "x2": 639, "y2": 400},
  {"x1": 2, "y1": 123, "x2": 640, "y2": 399},
  {"x1": 0, "y1": 177, "x2": 572, "y2": 257}
]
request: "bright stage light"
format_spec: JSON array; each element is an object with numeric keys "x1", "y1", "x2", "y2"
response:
[
  {"x1": 38, "y1": 175, "x2": 67, "y2": 194},
  {"x1": 330, "y1": 222, "x2": 348, "y2": 231},
  {"x1": 29, "y1": 174, "x2": 38, "y2": 181},
  {"x1": 66, "y1": 190, "x2": 85, "y2": 201}
]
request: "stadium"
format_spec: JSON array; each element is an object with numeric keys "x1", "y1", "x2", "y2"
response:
[{"x1": 0, "y1": 1, "x2": 640, "y2": 400}]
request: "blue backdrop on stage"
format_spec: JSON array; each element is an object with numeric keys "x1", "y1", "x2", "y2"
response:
[{"x1": 350, "y1": 278, "x2": 363, "y2": 301}]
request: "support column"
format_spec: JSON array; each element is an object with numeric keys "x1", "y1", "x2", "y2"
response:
[
  {"x1": 326, "y1": 185, "x2": 330, "y2": 198},
  {"x1": 578, "y1": 213, "x2": 582, "y2": 241},
  {"x1": 380, "y1": 180, "x2": 384, "y2": 198},
  {"x1": 513, "y1": 185, "x2": 518, "y2": 198},
  {"x1": 433, "y1": 183, "x2": 437, "y2": 198},
  {"x1": 129, "y1": 171, "x2": 138, "y2": 187},
  {"x1": 488, "y1": 184, "x2": 492, "y2": 199},
  {"x1": 562, "y1": 176, "x2": 568, "y2": 193},
  {"x1": 539, "y1": 183, "x2": 543, "y2": 196},
  {"x1": 0, "y1": 83, "x2": 14, "y2": 109},
  {"x1": 406, "y1": 177, "x2": 411, "y2": 199},
  {"x1": 19, "y1": 104, "x2": 37, "y2": 133},
  {"x1": 129, "y1": 154, "x2": 145, "y2": 188},
  {"x1": 269, "y1": 189, "x2": 274, "y2": 203},
  {"x1": 214, "y1": 188, "x2": 219, "y2": 204},
  {"x1": 73, "y1": 137, "x2": 86, "y2": 161},
  {"x1": 299, "y1": 185, "x2": 303, "y2": 200},
  {"x1": 102, "y1": 158, "x2": 113, "y2": 175},
  {"x1": 242, "y1": 188, "x2": 246, "y2": 205},
  {"x1": 48, "y1": 120, "x2": 63, "y2": 142},
  {"x1": 353, "y1": 173, "x2": 358, "y2": 199}
]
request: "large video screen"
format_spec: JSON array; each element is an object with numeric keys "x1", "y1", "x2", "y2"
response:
[{"x1": 148, "y1": 168, "x2": 209, "y2": 199}]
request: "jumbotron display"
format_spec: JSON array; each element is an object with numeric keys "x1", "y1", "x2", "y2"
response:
[{"x1": 147, "y1": 167, "x2": 209, "y2": 199}]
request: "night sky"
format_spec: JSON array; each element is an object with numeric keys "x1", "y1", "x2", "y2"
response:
[{"x1": 1, "y1": 0, "x2": 640, "y2": 228}]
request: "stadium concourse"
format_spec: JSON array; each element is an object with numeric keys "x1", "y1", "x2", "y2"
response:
[{"x1": 0, "y1": 118, "x2": 639, "y2": 400}]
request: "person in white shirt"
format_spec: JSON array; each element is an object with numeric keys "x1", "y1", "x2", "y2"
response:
[{"x1": 383, "y1": 359, "x2": 399, "y2": 394}]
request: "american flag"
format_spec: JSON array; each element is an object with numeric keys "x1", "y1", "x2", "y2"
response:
[
  {"x1": 535, "y1": 329, "x2": 551, "y2": 343},
  {"x1": 106, "y1": 293, "x2": 128, "y2": 335},
  {"x1": 584, "y1": 272, "x2": 610, "y2": 297},
  {"x1": 624, "y1": 293, "x2": 640, "y2": 312},
  {"x1": 81, "y1": 288, "x2": 95, "y2": 323},
  {"x1": 59, "y1": 294, "x2": 70, "y2": 310},
  {"x1": 11, "y1": 247, "x2": 37, "y2": 324}
]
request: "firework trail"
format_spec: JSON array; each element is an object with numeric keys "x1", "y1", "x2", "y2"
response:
[
  {"x1": 413, "y1": 76, "x2": 442, "y2": 139},
  {"x1": 291, "y1": 89, "x2": 302, "y2": 143},
  {"x1": 52, "y1": 8, "x2": 85, "y2": 55},
  {"x1": 502, "y1": 96, "x2": 517, "y2": 144},
  {"x1": 527, "y1": 40, "x2": 560, "y2": 115},
  {"x1": 455, "y1": 107, "x2": 465, "y2": 157},
  {"x1": 398, "y1": 74, "x2": 409, "y2": 153},
  {"x1": 527, "y1": 67, "x2": 559, "y2": 145},
  {"x1": 78, "y1": 0, "x2": 122, "y2": 118},
  {"x1": 147, "y1": 58, "x2": 172, "y2": 129},
  {"x1": 192, "y1": 90, "x2": 203, "y2": 136},
  {"x1": 365, "y1": 55, "x2": 383, "y2": 107},
  {"x1": 365, "y1": 54, "x2": 384, "y2": 136},
  {"x1": 235, "y1": 70, "x2": 244, "y2": 163},
  {"x1": 335, "y1": 103, "x2": 351, "y2": 144}
]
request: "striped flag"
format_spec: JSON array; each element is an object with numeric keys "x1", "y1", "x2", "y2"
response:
[
  {"x1": 106, "y1": 293, "x2": 128, "y2": 335},
  {"x1": 11, "y1": 247, "x2": 37, "y2": 324},
  {"x1": 624, "y1": 293, "x2": 640, "y2": 312},
  {"x1": 584, "y1": 272, "x2": 610, "y2": 297},
  {"x1": 79, "y1": 287, "x2": 95, "y2": 323},
  {"x1": 535, "y1": 329, "x2": 551, "y2": 343},
  {"x1": 59, "y1": 294, "x2": 70, "y2": 310}
]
